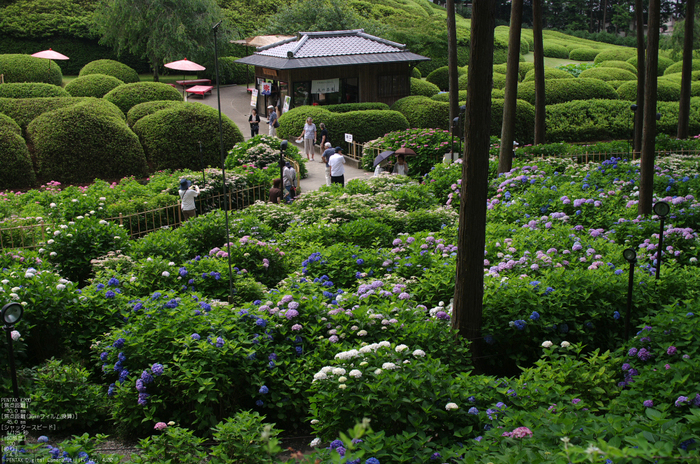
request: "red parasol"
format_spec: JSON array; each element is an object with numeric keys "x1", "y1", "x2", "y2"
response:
[
  {"x1": 164, "y1": 58, "x2": 206, "y2": 72},
  {"x1": 31, "y1": 48, "x2": 69, "y2": 60}
]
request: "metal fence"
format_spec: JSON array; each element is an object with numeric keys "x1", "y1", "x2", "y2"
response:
[
  {"x1": 0, "y1": 184, "x2": 268, "y2": 250},
  {"x1": 522, "y1": 148, "x2": 700, "y2": 163}
]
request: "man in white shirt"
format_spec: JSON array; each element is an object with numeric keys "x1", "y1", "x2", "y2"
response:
[
  {"x1": 329, "y1": 146, "x2": 346, "y2": 187},
  {"x1": 321, "y1": 142, "x2": 335, "y2": 186},
  {"x1": 178, "y1": 178, "x2": 200, "y2": 221},
  {"x1": 283, "y1": 162, "x2": 296, "y2": 202}
]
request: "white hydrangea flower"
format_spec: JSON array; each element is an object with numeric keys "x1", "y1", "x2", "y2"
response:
[
  {"x1": 310, "y1": 420, "x2": 319, "y2": 425},
  {"x1": 335, "y1": 349, "x2": 360, "y2": 360},
  {"x1": 56, "y1": 284, "x2": 66, "y2": 291},
  {"x1": 395, "y1": 344, "x2": 408, "y2": 353},
  {"x1": 561, "y1": 341, "x2": 571, "y2": 348},
  {"x1": 49, "y1": 203, "x2": 57, "y2": 208},
  {"x1": 374, "y1": 368, "x2": 382, "y2": 375},
  {"x1": 75, "y1": 216, "x2": 84, "y2": 220},
  {"x1": 11, "y1": 287, "x2": 20, "y2": 292},
  {"x1": 359, "y1": 346, "x2": 372, "y2": 354},
  {"x1": 378, "y1": 341, "x2": 391, "y2": 348},
  {"x1": 313, "y1": 372, "x2": 328, "y2": 380},
  {"x1": 349, "y1": 369, "x2": 362, "y2": 378},
  {"x1": 337, "y1": 376, "x2": 347, "y2": 383},
  {"x1": 445, "y1": 402, "x2": 459, "y2": 411},
  {"x1": 332, "y1": 368, "x2": 346, "y2": 376},
  {"x1": 338, "y1": 384, "x2": 347, "y2": 390},
  {"x1": 357, "y1": 330, "x2": 368, "y2": 337},
  {"x1": 99, "y1": 220, "x2": 108, "y2": 225},
  {"x1": 168, "y1": 262, "x2": 175, "y2": 266},
  {"x1": 541, "y1": 341, "x2": 553, "y2": 348},
  {"x1": 310, "y1": 438, "x2": 321, "y2": 447},
  {"x1": 9, "y1": 293, "x2": 19, "y2": 300},
  {"x1": 382, "y1": 362, "x2": 397, "y2": 370},
  {"x1": 47, "y1": 239, "x2": 54, "y2": 245},
  {"x1": 321, "y1": 366, "x2": 333, "y2": 374},
  {"x1": 403, "y1": 360, "x2": 411, "y2": 364},
  {"x1": 359, "y1": 361, "x2": 368, "y2": 367},
  {"x1": 350, "y1": 325, "x2": 359, "y2": 331},
  {"x1": 11, "y1": 331, "x2": 20, "y2": 341},
  {"x1": 53, "y1": 231, "x2": 60, "y2": 236},
  {"x1": 162, "y1": 271, "x2": 170, "y2": 277},
  {"x1": 59, "y1": 225, "x2": 68, "y2": 229},
  {"x1": 412, "y1": 349, "x2": 426, "y2": 358}
]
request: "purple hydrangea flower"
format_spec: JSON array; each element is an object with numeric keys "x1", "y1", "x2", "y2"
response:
[
  {"x1": 667, "y1": 346, "x2": 677, "y2": 355},
  {"x1": 675, "y1": 396, "x2": 689, "y2": 407},
  {"x1": 141, "y1": 371, "x2": 154, "y2": 384},
  {"x1": 329, "y1": 335, "x2": 339, "y2": 343},
  {"x1": 628, "y1": 347, "x2": 638, "y2": 357},
  {"x1": 138, "y1": 392, "x2": 149, "y2": 406},
  {"x1": 113, "y1": 338, "x2": 125, "y2": 348},
  {"x1": 285, "y1": 309, "x2": 299, "y2": 319},
  {"x1": 216, "y1": 337, "x2": 225, "y2": 348},
  {"x1": 643, "y1": 400, "x2": 654, "y2": 407},
  {"x1": 151, "y1": 363, "x2": 164, "y2": 376},
  {"x1": 468, "y1": 407, "x2": 479, "y2": 415},
  {"x1": 192, "y1": 333, "x2": 200, "y2": 340},
  {"x1": 637, "y1": 348, "x2": 652, "y2": 361},
  {"x1": 259, "y1": 385, "x2": 269, "y2": 394},
  {"x1": 329, "y1": 440, "x2": 344, "y2": 450}
]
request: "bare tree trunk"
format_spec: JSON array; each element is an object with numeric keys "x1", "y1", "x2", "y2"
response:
[
  {"x1": 678, "y1": 0, "x2": 695, "y2": 139},
  {"x1": 498, "y1": 0, "x2": 523, "y2": 174},
  {"x1": 532, "y1": 0, "x2": 545, "y2": 144},
  {"x1": 602, "y1": 0, "x2": 607, "y2": 32},
  {"x1": 452, "y1": 0, "x2": 495, "y2": 374},
  {"x1": 447, "y1": 0, "x2": 459, "y2": 126},
  {"x1": 634, "y1": 0, "x2": 644, "y2": 155},
  {"x1": 639, "y1": 0, "x2": 660, "y2": 216}
]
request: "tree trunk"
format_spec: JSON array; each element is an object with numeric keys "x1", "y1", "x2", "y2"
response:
[
  {"x1": 498, "y1": 0, "x2": 523, "y2": 174},
  {"x1": 452, "y1": 0, "x2": 495, "y2": 374},
  {"x1": 152, "y1": 57, "x2": 160, "y2": 82},
  {"x1": 532, "y1": 0, "x2": 545, "y2": 144},
  {"x1": 447, "y1": 0, "x2": 459, "y2": 127},
  {"x1": 678, "y1": 0, "x2": 694, "y2": 139},
  {"x1": 602, "y1": 0, "x2": 607, "y2": 32},
  {"x1": 639, "y1": 0, "x2": 660, "y2": 216},
  {"x1": 634, "y1": 0, "x2": 644, "y2": 155}
]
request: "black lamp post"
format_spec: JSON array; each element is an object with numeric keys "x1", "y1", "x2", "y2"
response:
[
  {"x1": 653, "y1": 201, "x2": 670, "y2": 279},
  {"x1": 622, "y1": 248, "x2": 637, "y2": 341},
  {"x1": 2, "y1": 302, "x2": 24, "y2": 402},
  {"x1": 213, "y1": 20, "x2": 235, "y2": 303},
  {"x1": 630, "y1": 104, "x2": 637, "y2": 156}
]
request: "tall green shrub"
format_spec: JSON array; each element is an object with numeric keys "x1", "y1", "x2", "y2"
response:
[
  {"x1": 390, "y1": 96, "x2": 449, "y2": 129},
  {"x1": 0, "y1": 115, "x2": 36, "y2": 189},
  {"x1": 517, "y1": 78, "x2": 618, "y2": 105},
  {"x1": 104, "y1": 82, "x2": 183, "y2": 115},
  {"x1": 542, "y1": 43, "x2": 569, "y2": 59},
  {"x1": 0, "y1": 83, "x2": 69, "y2": 98},
  {"x1": 0, "y1": 54, "x2": 63, "y2": 86},
  {"x1": 0, "y1": 97, "x2": 94, "y2": 134},
  {"x1": 410, "y1": 77, "x2": 440, "y2": 97},
  {"x1": 522, "y1": 68, "x2": 575, "y2": 82},
  {"x1": 568, "y1": 48, "x2": 600, "y2": 61},
  {"x1": 578, "y1": 67, "x2": 637, "y2": 81},
  {"x1": 593, "y1": 48, "x2": 636, "y2": 64},
  {"x1": 79, "y1": 59, "x2": 140, "y2": 83},
  {"x1": 65, "y1": 74, "x2": 125, "y2": 98},
  {"x1": 426, "y1": 66, "x2": 467, "y2": 91}
]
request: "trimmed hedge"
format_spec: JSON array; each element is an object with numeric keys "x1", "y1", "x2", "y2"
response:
[
  {"x1": 0, "y1": 83, "x2": 69, "y2": 98},
  {"x1": 410, "y1": 77, "x2": 440, "y2": 97},
  {"x1": 492, "y1": 88, "x2": 505, "y2": 99},
  {"x1": 0, "y1": 97, "x2": 99, "y2": 135},
  {"x1": 664, "y1": 60, "x2": 700, "y2": 76},
  {"x1": 426, "y1": 66, "x2": 468, "y2": 91},
  {"x1": 542, "y1": 43, "x2": 569, "y2": 59},
  {"x1": 411, "y1": 67, "x2": 421, "y2": 79},
  {"x1": 197, "y1": 57, "x2": 250, "y2": 85},
  {"x1": 599, "y1": 60, "x2": 637, "y2": 74},
  {"x1": 577, "y1": 67, "x2": 637, "y2": 81},
  {"x1": 492, "y1": 72, "x2": 506, "y2": 90},
  {"x1": 568, "y1": 48, "x2": 600, "y2": 61},
  {"x1": 493, "y1": 62, "x2": 534, "y2": 81},
  {"x1": 661, "y1": 70, "x2": 700, "y2": 84},
  {"x1": 517, "y1": 78, "x2": 618, "y2": 105},
  {"x1": 0, "y1": 120, "x2": 36, "y2": 189},
  {"x1": 616, "y1": 80, "x2": 681, "y2": 102},
  {"x1": 126, "y1": 101, "x2": 187, "y2": 127},
  {"x1": 104, "y1": 82, "x2": 183, "y2": 115},
  {"x1": 522, "y1": 67, "x2": 575, "y2": 82},
  {"x1": 593, "y1": 48, "x2": 636, "y2": 64},
  {"x1": 491, "y1": 98, "x2": 535, "y2": 144},
  {"x1": 27, "y1": 100, "x2": 148, "y2": 183},
  {"x1": 79, "y1": 60, "x2": 140, "y2": 84},
  {"x1": 323, "y1": 102, "x2": 390, "y2": 113},
  {"x1": 627, "y1": 55, "x2": 675, "y2": 76},
  {"x1": 132, "y1": 103, "x2": 244, "y2": 171},
  {"x1": 65, "y1": 74, "x2": 124, "y2": 98},
  {"x1": 0, "y1": 54, "x2": 63, "y2": 86},
  {"x1": 458, "y1": 73, "x2": 468, "y2": 90},
  {"x1": 276, "y1": 106, "x2": 409, "y2": 146},
  {"x1": 430, "y1": 91, "x2": 468, "y2": 102}
]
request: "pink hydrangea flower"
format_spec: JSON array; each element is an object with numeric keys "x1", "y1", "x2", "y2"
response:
[{"x1": 154, "y1": 422, "x2": 168, "y2": 431}]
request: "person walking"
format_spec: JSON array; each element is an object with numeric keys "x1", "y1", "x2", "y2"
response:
[
  {"x1": 248, "y1": 108, "x2": 260, "y2": 138},
  {"x1": 329, "y1": 146, "x2": 346, "y2": 187},
  {"x1": 298, "y1": 117, "x2": 317, "y2": 161},
  {"x1": 321, "y1": 142, "x2": 335, "y2": 186},
  {"x1": 268, "y1": 178, "x2": 283, "y2": 204},
  {"x1": 178, "y1": 178, "x2": 200, "y2": 221},
  {"x1": 283, "y1": 162, "x2": 297, "y2": 202},
  {"x1": 319, "y1": 122, "x2": 329, "y2": 159},
  {"x1": 267, "y1": 105, "x2": 278, "y2": 137}
]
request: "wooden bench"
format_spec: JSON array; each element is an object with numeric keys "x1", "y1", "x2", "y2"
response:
[
  {"x1": 176, "y1": 79, "x2": 211, "y2": 88},
  {"x1": 185, "y1": 85, "x2": 213, "y2": 98}
]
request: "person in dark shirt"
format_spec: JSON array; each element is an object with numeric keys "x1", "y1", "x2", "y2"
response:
[
  {"x1": 268, "y1": 178, "x2": 283, "y2": 204},
  {"x1": 248, "y1": 108, "x2": 260, "y2": 138}
]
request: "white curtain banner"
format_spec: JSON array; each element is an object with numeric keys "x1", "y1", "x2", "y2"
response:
[{"x1": 311, "y1": 78, "x2": 339, "y2": 94}]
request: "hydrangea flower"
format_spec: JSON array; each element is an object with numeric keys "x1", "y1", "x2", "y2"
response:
[
  {"x1": 154, "y1": 422, "x2": 167, "y2": 431},
  {"x1": 667, "y1": 346, "x2": 677, "y2": 355},
  {"x1": 191, "y1": 333, "x2": 200, "y2": 341},
  {"x1": 151, "y1": 363, "x2": 164, "y2": 376},
  {"x1": 675, "y1": 396, "x2": 689, "y2": 407},
  {"x1": 541, "y1": 341, "x2": 553, "y2": 348},
  {"x1": 259, "y1": 385, "x2": 269, "y2": 394},
  {"x1": 468, "y1": 407, "x2": 478, "y2": 415},
  {"x1": 643, "y1": 400, "x2": 654, "y2": 407},
  {"x1": 285, "y1": 309, "x2": 299, "y2": 319},
  {"x1": 445, "y1": 402, "x2": 459, "y2": 411}
]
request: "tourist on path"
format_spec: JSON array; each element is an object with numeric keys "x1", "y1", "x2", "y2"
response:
[
  {"x1": 299, "y1": 117, "x2": 317, "y2": 161},
  {"x1": 321, "y1": 142, "x2": 335, "y2": 186},
  {"x1": 267, "y1": 105, "x2": 278, "y2": 137},
  {"x1": 329, "y1": 146, "x2": 346, "y2": 187},
  {"x1": 319, "y1": 122, "x2": 329, "y2": 158},
  {"x1": 178, "y1": 179, "x2": 200, "y2": 221},
  {"x1": 248, "y1": 108, "x2": 260, "y2": 138},
  {"x1": 268, "y1": 178, "x2": 283, "y2": 204}
]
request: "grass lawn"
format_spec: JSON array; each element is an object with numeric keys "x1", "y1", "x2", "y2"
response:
[{"x1": 521, "y1": 51, "x2": 592, "y2": 67}]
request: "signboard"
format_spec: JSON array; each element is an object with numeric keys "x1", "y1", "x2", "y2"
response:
[
  {"x1": 250, "y1": 89, "x2": 258, "y2": 107},
  {"x1": 261, "y1": 81, "x2": 272, "y2": 95},
  {"x1": 311, "y1": 78, "x2": 339, "y2": 94},
  {"x1": 283, "y1": 95, "x2": 291, "y2": 113},
  {"x1": 262, "y1": 68, "x2": 278, "y2": 77},
  {"x1": 344, "y1": 133, "x2": 353, "y2": 143}
]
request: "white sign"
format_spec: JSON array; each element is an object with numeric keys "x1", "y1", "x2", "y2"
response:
[
  {"x1": 250, "y1": 89, "x2": 258, "y2": 107},
  {"x1": 283, "y1": 95, "x2": 291, "y2": 113},
  {"x1": 261, "y1": 81, "x2": 272, "y2": 95},
  {"x1": 344, "y1": 133, "x2": 353, "y2": 143},
  {"x1": 311, "y1": 78, "x2": 339, "y2": 94}
]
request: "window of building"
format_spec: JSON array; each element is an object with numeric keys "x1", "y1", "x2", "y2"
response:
[{"x1": 377, "y1": 74, "x2": 409, "y2": 98}]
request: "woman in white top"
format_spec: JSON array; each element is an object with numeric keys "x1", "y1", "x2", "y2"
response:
[
  {"x1": 298, "y1": 117, "x2": 317, "y2": 161},
  {"x1": 178, "y1": 178, "x2": 200, "y2": 221},
  {"x1": 392, "y1": 154, "x2": 409, "y2": 176}
]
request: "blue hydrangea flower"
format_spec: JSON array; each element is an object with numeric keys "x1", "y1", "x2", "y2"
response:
[
  {"x1": 96, "y1": 283, "x2": 105, "y2": 290},
  {"x1": 108, "y1": 278, "x2": 119, "y2": 287},
  {"x1": 192, "y1": 333, "x2": 200, "y2": 340},
  {"x1": 468, "y1": 407, "x2": 478, "y2": 415},
  {"x1": 100, "y1": 352, "x2": 109, "y2": 362},
  {"x1": 141, "y1": 371, "x2": 154, "y2": 384},
  {"x1": 37, "y1": 436, "x2": 48, "y2": 443},
  {"x1": 259, "y1": 385, "x2": 269, "y2": 394},
  {"x1": 513, "y1": 320, "x2": 527, "y2": 331},
  {"x1": 137, "y1": 392, "x2": 149, "y2": 406},
  {"x1": 216, "y1": 337, "x2": 225, "y2": 348},
  {"x1": 199, "y1": 302, "x2": 212, "y2": 312},
  {"x1": 613, "y1": 311, "x2": 621, "y2": 320},
  {"x1": 151, "y1": 364, "x2": 164, "y2": 376},
  {"x1": 366, "y1": 458, "x2": 380, "y2": 464},
  {"x1": 107, "y1": 383, "x2": 116, "y2": 397},
  {"x1": 329, "y1": 440, "x2": 344, "y2": 450},
  {"x1": 530, "y1": 311, "x2": 540, "y2": 321},
  {"x1": 256, "y1": 400, "x2": 264, "y2": 406},
  {"x1": 113, "y1": 338, "x2": 125, "y2": 348}
]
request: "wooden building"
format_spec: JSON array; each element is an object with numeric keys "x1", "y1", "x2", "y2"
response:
[{"x1": 235, "y1": 29, "x2": 430, "y2": 117}]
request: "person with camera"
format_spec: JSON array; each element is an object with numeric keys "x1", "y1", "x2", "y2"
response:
[{"x1": 178, "y1": 179, "x2": 200, "y2": 221}]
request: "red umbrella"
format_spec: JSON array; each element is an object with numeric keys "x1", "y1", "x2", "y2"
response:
[
  {"x1": 31, "y1": 48, "x2": 69, "y2": 77},
  {"x1": 164, "y1": 58, "x2": 206, "y2": 97}
]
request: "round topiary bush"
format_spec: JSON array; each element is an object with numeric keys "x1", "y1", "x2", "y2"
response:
[
  {"x1": 0, "y1": 83, "x2": 69, "y2": 99},
  {"x1": 126, "y1": 100, "x2": 186, "y2": 127},
  {"x1": 431, "y1": 90, "x2": 468, "y2": 102},
  {"x1": 578, "y1": 67, "x2": 637, "y2": 81},
  {"x1": 569, "y1": 48, "x2": 601, "y2": 61},
  {"x1": 0, "y1": 97, "x2": 100, "y2": 134},
  {"x1": 276, "y1": 106, "x2": 332, "y2": 141},
  {"x1": 599, "y1": 60, "x2": 637, "y2": 74},
  {"x1": 79, "y1": 59, "x2": 140, "y2": 84},
  {"x1": 412, "y1": 67, "x2": 421, "y2": 79},
  {"x1": 617, "y1": 80, "x2": 681, "y2": 102},
  {"x1": 664, "y1": 60, "x2": 700, "y2": 76},
  {"x1": 593, "y1": 48, "x2": 636, "y2": 64},
  {"x1": 543, "y1": 43, "x2": 569, "y2": 59},
  {"x1": 627, "y1": 55, "x2": 675, "y2": 75},
  {"x1": 0, "y1": 117, "x2": 36, "y2": 189},
  {"x1": 65, "y1": 74, "x2": 125, "y2": 98},
  {"x1": 426, "y1": 66, "x2": 468, "y2": 91},
  {"x1": 410, "y1": 77, "x2": 440, "y2": 97},
  {"x1": 660, "y1": 70, "x2": 700, "y2": 85},
  {"x1": 323, "y1": 102, "x2": 390, "y2": 113},
  {"x1": 518, "y1": 78, "x2": 618, "y2": 105},
  {"x1": 104, "y1": 82, "x2": 183, "y2": 115},
  {"x1": 27, "y1": 100, "x2": 147, "y2": 183},
  {"x1": 491, "y1": 98, "x2": 535, "y2": 144},
  {"x1": 391, "y1": 96, "x2": 449, "y2": 129},
  {"x1": 0, "y1": 54, "x2": 63, "y2": 86},
  {"x1": 458, "y1": 73, "x2": 468, "y2": 90},
  {"x1": 492, "y1": 72, "x2": 506, "y2": 90},
  {"x1": 132, "y1": 102, "x2": 244, "y2": 171},
  {"x1": 494, "y1": 62, "x2": 534, "y2": 81},
  {"x1": 522, "y1": 67, "x2": 575, "y2": 82}
]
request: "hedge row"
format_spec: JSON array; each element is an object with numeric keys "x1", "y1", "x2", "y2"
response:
[
  {"x1": 126, "y1": 101, "x2": 187, "y2": 127},
  {"x1": 426, "y1": 66, "x2": 468, "y2": 91},
  {"x1": 104, "y1": 82, "x2": 183, "y2": 115},
  {"x1": 616, "y1": 80, "x2": 681, "y2": 102},
  {"x1": 79, "y1": 59, "x2": 140, "y2": 84},
  {"x1": 517, "y1": 78, "x2": 618, "y2": 105},
  {"x1": 27, "y1": 100, "x2": 148, "y2": 184},
  {"x1": 522, "y1": 67, "x2": 574, "y2": 82},
  {"x1": 323, "y1": 102, "x2": 390, "y2": 113},
  {"x1": 599, "y1": 60, "x2": 637, "y2": 74},
  {"x1": 0, "y1": 97, "x2": 95, "y2": 134},
  {"x1": 0, "y1": 113, "x2": 35, "y2": 189},
  {"x1": 277, "y1": 106, "x2": 409, "y2": 146},
  {"x1": 65, "y1": 74, "x2": 125, "y2": 98},
  {"x1": 593, "y1": 48, "x2": 636, "y2": 64},
  {"x1": 569, "y1": 48, "x2": 600, "y2": 61},
  {"x1": 0, "y1": 83, "x2": 69, "y2": 98},
  {"x1": 578, "y1": 67, "x2": 637, "y2": 81},
  {"x1": 133, "y1": 103, "x2": 244, "y2": 171},
  {"x1": 410, "y1": 77, "x2": 440, "y2": 97},
  {"x1": 0, "y1": 54, "x2": 63, "y2": 86}
]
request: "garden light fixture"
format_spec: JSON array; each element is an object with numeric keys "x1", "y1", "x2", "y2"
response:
[
  {"x1": 622, "y1": 248, "x2": 636, "y2": 341},
  {"x1": 2, "y1": 302, "x2": 24, "y2": 406},
  {"x1": 653, "y1": 201, "x2": 670, "y2": 280}
]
